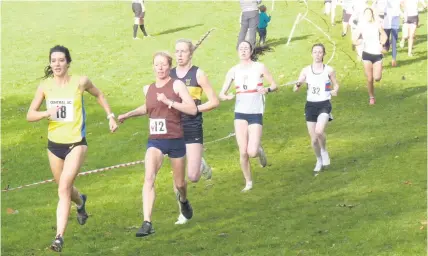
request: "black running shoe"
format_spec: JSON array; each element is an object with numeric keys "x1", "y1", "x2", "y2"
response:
[
  {"x1": 50, "y1": 235, "x2": 64, "y2": 252},
  {"x1": 177, "y1": 193, "x2": 193, "y2": 220},
  {"x1": 77, "y1": 194, "x2": 88, "y2": 225},
  {"x1": 136, "y1": 221, "x2": 155, "y2": 237},
  {"x1": 341, "y1": 32, "x2": 347, "y2": 37}
]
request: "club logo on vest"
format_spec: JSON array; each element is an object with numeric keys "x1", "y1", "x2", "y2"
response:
[{"x1": 185, "y1": 79, "x2": 191, "y2": 86}]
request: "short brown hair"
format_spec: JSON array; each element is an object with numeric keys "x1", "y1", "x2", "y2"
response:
[{"x1": 153, "y1": 51, "x2": 173, "y2": 66}]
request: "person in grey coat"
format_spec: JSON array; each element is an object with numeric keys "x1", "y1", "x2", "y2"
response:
[{"x1": 237, "y1": 0, "x2": 262, "y2": 52}]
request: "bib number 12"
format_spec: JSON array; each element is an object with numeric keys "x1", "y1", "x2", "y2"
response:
[{"x1": 150, "y1": 119, "x2": 167, "y2": 135}]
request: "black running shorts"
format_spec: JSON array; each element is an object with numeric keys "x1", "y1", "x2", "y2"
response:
[
  {"x1": 48, "y1": 138, "x2": 88, "y2": 160},
  {"x1": 183, "y1": 113, "x2": 203, "y2": 144},
  {"x1": 362, "y1": 51, "x2": 383, "y2": 63},
  {"x1": 406, "y1": 15, "x2": 418, "y2": 25},
  {"x1": 305, "y1": 100, "x2": 333, "y2": 122}
]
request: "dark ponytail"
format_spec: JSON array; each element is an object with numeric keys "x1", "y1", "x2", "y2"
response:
[
  {"x1": 42, "y1": 45, "x2": 72, "y2": 79},
  {"x1": 43, "y1": 65, "x2": 53, "y2": 79}
]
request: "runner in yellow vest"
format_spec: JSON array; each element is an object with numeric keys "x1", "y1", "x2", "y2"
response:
[{"x1": 26, "y1": 45, "x2": 118, "y2": 252}]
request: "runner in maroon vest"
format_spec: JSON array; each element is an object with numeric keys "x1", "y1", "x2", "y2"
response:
[{"x1": 118, "y1": 51, "x2": 197, "y2": 237}]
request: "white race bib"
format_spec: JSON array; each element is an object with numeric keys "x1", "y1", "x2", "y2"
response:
[
  {"x1": 47, "y1": 98, "x2": 74, "y2": 122},
  {"x1": 149, "y1": 118, "x2": 167, "y2": 135}
]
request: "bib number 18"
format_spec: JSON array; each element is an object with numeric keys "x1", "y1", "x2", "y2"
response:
[
  {"x1": 47, "y1": 98, "x2": 74, "y2": 122},
  {"x1": 57, "y1": 106, "x2": 67, "y2": 119}
]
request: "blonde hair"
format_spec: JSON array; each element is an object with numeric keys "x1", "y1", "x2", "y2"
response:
[
  {"x1": 176, "y1": 39, "x2": 196, "y2": 54},
  {"x1": 152, "y1": 51, "x2": 173, "y2": 67}
]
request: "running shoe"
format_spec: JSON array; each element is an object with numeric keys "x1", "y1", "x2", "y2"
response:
[
  {"x1": 201, "y1": 157, "x2": 212, "y2": 180},
  {"x1": 241, "y1": 181, "x2": 253, "y2": 192},
  {"x1": 314, "y1": 159, "x2": 322, "y2": 172},
  {"x1": 136, "y1": 221, "x2": 155, "y2": 237},
  {"x1": 258, "y1": 146, "x2": 267, "y2": 168},
  {"x1": 321, "y1": 151, "x2": 330, "y2": 167},
  {"x1": 49, "y1": 235, "x2": 64, "y2": 252},
  {"x1": 176, "y1": 193, "x2": 193, "y2": 220},
  {"x1": 175, "y1": 213, "x2": 189, "y2": 225},
  {"x1": 77, "y1": 194, "x2": 88, "y2": 225}
]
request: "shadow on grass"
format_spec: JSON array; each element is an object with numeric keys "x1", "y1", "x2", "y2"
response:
[
  {"x1": 252, "y1": 35, "x2": 312, "y2": 60},
  {"x1": 393, "y1": 85, "x2": 427, "y2": 99},
  {"x1": 383, "y1": 54, "x2": 428, "y2": 69},
  {"x1": 412, "y1": 34, "x2": 427, "y2": 47},
  {"x1": 152, "y1": 23, "x2": 203, "y2": 36}
]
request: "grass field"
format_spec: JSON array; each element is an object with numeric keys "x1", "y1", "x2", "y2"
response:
[{"x1": 1, "y1": 1, "x2": 427, "y2": 255}]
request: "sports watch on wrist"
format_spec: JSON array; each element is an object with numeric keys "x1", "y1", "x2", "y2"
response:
[{"x1": 107, "y1": 113, "x2": 115, "y2": 120}]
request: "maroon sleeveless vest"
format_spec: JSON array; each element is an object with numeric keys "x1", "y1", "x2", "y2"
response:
[{"x1": 146, "y1": 79, "x2": 183, "y2": 139}]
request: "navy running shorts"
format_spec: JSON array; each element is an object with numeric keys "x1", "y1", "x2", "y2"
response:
[
  {"x1": 147, "y1": 138, "x2": 186, "y2": 158},
  {"x1": 234, "y1": 112, "x2": 263, "y2": 125}
]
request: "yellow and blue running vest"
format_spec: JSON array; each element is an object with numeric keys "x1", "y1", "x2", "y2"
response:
[
  {"x1": 41, "y1": 76, "x2": 86, "y2": 144},
  {"x1": 170, "y1": 66, "x2": 202, "y2": 104}
]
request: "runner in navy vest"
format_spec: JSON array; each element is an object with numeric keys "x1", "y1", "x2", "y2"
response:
[
  {"x1": 118, "y1": 51, "x2": 197, "y2": 237},
  {"x1": 170, "y1": 39, "x2": 219, "y2": 224}
]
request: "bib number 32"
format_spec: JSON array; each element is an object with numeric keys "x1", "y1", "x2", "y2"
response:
[
  {"x1": 312, "y1": 87, "x2": 320, "y2": 95},
  {"x1": 149, "y1": 119, "x2": 167, "y2": 135}
]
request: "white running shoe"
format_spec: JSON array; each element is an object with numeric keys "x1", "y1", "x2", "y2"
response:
[
  {"x1": 313, "y1": 159, "x2": 322, "y2": 177},
  {"x1": 241, "y1": 182, "x2": 253, "y2": 192},
  {"x1": 174, "y1": 213, "x2": 189, "y2": 225},
  {"x1": 321, "y1": 151, "x2": 330, "y2": 167},
  {"x1": 314, "y1": 159, "x2": 322, "y2": 172}
]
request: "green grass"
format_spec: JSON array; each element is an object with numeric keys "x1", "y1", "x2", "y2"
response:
[{"x1": 1, "y1": 1, "x2": 427, "y2": 255}]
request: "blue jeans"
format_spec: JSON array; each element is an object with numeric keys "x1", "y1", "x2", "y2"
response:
[
  {"x1": 257, "y1": 28, "x2": 267, "y2": 44},
  {"x1": 384, "y1": 28, "x2": 398, "y2": 60}
]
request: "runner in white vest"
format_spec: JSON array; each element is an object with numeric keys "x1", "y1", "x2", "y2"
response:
[
  {"x1": 219, "y1": 41, "x2": 277, "y2": 191},
  {"x1": 294, "y1": 43, "x2": 339, "y2": 176}
]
